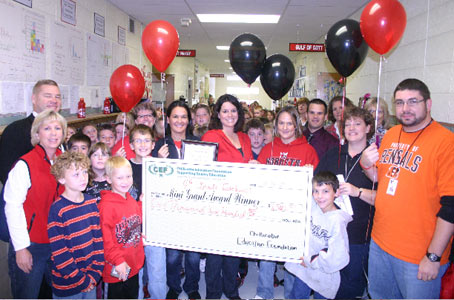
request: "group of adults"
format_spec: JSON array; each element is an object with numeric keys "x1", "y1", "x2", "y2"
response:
[{"x1": 0, "y1": 77, "x2": 452, "y2": 300}]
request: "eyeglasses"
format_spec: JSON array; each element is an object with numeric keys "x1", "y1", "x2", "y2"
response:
[
  {"x1": 137, "y1": 114, "x2": 154, "y2": 119},
  {"x1": 394, "y1": 98, "x2": 425, "y2": 107}
]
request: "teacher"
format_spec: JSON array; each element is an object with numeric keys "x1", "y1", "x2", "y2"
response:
[
  {"x1": 315, "y1": 107, "x2": 376, "y2": 299},
  {"x1": 152, "y1": 100, "x2": 201, "y2": 299},
  {"x1": 202, "y1": 94, "x2": 253, "y2": 299},
  {"x1": 4, "y1": 110, "x2": 66, "y2": 299}
]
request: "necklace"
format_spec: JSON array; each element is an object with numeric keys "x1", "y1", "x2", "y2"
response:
[
  {"x1": 394, "y1": 119, "x2": 432, "y2": 167},
  {"x1": 344, "y1": 152, "x2": 361, "y2": 182}
]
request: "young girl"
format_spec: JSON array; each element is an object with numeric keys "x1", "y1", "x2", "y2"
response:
[
  {"x1": 85, "y1": 142, "x2": 111, "y2": 204},
  {"x1": 85, "y1": 142, "x2": 138, "y2": 202}
]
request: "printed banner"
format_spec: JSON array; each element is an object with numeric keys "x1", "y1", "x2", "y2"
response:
[{"x1": 142, "y1": 158, "x2": 313, "y2": 263}]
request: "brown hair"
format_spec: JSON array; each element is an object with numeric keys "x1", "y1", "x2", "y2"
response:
[
  {"x1": 51, "y1": 151, "x2": 90, "y2": 180},
  {"x1": 32, "y1": 79, "x2": 59, "y2": 95},
  {"x1": 341, "y1": 107, "x2": 375, "y2": 140},
  {"x1": 274, "y1": 106, "x2": 303, "y2": 139},
  {"x1": 328, "y1": 96, "x2": 354, "y2": 123}
]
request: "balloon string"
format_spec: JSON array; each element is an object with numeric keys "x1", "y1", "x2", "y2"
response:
[
  {"x1": 338, "y1": 76, "x2": 347, "y2": 169},
  {"x1": 121, "y1": 114, "x2": 126, "y2": 148},
  {"x1": 162, "y1": 101, "x2": 166, "y2": 145},
  {"x1": 375, "y1": 55, "x2": 383, "y2": 146}
]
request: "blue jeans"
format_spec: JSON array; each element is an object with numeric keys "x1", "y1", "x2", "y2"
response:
[
  {"x1": 256, "y1": 261, "x2": 295, "y2": 299},
  {"x1": 53, "y1": 288, "x2": 96, "y2": 299},
  {"x1": 8, "y1": 242, "x2": 52, "y2": 299},
  {"x1": 289, "y1": 276, "x2": 324, "y2": 299},
  {"x1": 369, "y1": 239, "x2": 449, "y2": 299},
  {"x1": 205, "y1": 254, "x2": 240, "y2": 299},
  {"x1": 143, "y1": 245, "x2": 167, "y2": 299},
  {"x1": 335, "y1": 243, "x2": 369, "y2": 299},
  {"x1": 167, "y1": 249, "x2": 200, "y2": 294}
]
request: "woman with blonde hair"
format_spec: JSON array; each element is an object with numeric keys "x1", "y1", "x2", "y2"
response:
[
  {"x1": 364, "y1": 97, "x2": 391, "y2": 147},
  {"x1": 4, "y1": 109, "x2": 66, "y2": 298}
]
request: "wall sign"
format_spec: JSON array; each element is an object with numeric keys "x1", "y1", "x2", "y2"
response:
[
  {"x1": 94, "y1": 13, "x2": 105, "y2": 37},
  {"x1": 61, "y1": 0, "x2": 76, "y2": 26},
  {"x1": 118, "y1": 26, "x2": 126, "y2": 45},
  {"x1": 176, "y1": 50, "x2": 196, "y2": 57},
  {"x1": 289, "y1": 43, "x2": 325, "y2": 52}
]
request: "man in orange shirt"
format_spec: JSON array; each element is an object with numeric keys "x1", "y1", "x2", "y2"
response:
[{"x1": 360, "y1": 78, "x2": 454, "y2": 299}]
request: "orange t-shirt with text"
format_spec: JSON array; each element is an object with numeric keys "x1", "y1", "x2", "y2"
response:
[{"x1": 372, "y1": 121, "x2": 454, "y2": 264}]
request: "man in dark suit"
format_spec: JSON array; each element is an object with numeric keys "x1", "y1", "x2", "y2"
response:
[{"x1": 0, "y1": 79, "x2": 61, "y2": 184}]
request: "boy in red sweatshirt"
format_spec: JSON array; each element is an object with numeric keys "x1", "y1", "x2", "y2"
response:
[{"x1": 98, "y1": 156, "x2": 144, "y2": 299}]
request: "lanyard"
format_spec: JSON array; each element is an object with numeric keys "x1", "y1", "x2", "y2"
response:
[{"x1": 344, "y1": 154, "x2": 361, "y2": 182}]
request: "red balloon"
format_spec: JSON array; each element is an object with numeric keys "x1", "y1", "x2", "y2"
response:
[
  {"x1": 360, "y1": 0, "x2": 407, "y2": 55},
  {"x1": 142, "y1": 20, "x2": 179, "y2": 72},
  {"x1": 109, "y1": 65, "x2": 145, "y2": 112}
]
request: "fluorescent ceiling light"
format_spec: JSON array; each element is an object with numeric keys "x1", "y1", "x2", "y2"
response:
[
  {"x1": 217, "y1": 46, "x2": 230, "y2": 50},
  {"x1": 227, "y1": 87, "x2": 259, "y2": 95},
  {"x1": 227, "y1": 75, "x2": 241, "y2": 81},
  {"x1": 198, "y1": 14, "x2": 280, "y2": 24}
]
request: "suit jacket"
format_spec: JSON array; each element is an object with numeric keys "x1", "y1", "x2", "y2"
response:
[{"x1": 0, "y1": 114, "x2": 35, "y2": 184}]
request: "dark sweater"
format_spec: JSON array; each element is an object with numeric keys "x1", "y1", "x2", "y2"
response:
[{"x1": 0, "y1": 114, "x2": 35, "y2": 184}]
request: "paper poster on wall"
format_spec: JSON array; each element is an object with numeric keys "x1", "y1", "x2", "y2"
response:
[
  {"x1": 0, "y1": 0, "x2": 46, "y2": 81},
  {"x1": 86, "y1": 33, "x2": 112, "y2": 86},
  {"x1": 50, "y1": 21, "x2": 84, "y2": 85},
  {"x1": 1, "y1": 82, "x2": 25, "y2": 114},
  {"x1": 112, "y1": 42, "x2": 129, "y2": 71},
  {"x1": 69, "y1": 85, "x2": 79, "y2": 114},
  {"x1": 59, "y1": 85, "x2": 70, "y2": 110},
  {"x1": 94, "y1": 13, "x2": 105, "y2": 37},
  {"x1": 24, "y1": 82, "x2": 34, "y2": 115}
]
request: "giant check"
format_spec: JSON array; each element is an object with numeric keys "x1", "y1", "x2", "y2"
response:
[{"x1": 142, "y1": 158, "x2": 313, "y2": 263}]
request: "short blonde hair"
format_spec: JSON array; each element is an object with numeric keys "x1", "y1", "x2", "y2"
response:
[
  {"x1": 105, "y1": 156, "x2": 131, "y2": 179},
  {"x1": 51, "y1": 151, "x2": 90, "y2": 180},
  {"x1": 31, "y1": 109, "x2": 67, "y2": 146},
  {"x1": 365, "y1": 97, "x2": 391, "y2": 129},
  {"x1": 115, "y1": 112, "x2": 135, "y2": 131}
]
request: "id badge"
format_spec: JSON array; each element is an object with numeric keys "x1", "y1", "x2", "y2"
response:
[{"x1": 386, "y1": 179, "x2": 398, "y2": 196}]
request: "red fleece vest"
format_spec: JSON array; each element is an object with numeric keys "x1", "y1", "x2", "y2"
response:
[{"x1": 21, "y1": 145, "x2": 63, "y2": 244}]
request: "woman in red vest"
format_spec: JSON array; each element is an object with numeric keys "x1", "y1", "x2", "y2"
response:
[{"x1": 4, "y1": 109, "x2": 66, "y2": 299}]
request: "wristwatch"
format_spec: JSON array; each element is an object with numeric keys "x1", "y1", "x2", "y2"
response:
[{"x1": 426, "y1": 252, "x2": 441, "y2": 262}]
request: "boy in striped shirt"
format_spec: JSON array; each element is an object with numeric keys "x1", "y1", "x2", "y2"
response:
[{"x1": 48, "y1": 152, "x2": 105, "y2": 299}]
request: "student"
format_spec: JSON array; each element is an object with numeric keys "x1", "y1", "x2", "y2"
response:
[
  {"x1": 48, "y1": 151, "x2": 105, "y2": 299},
  {"x1": 112, "y1": 102, "x2": 156, "y2": 159},
  {"x1": 263, "y1": 122, "x2": 274, "y2": 145},
  {"x1": 85, "y1": 142, "x2": 111, "y2": 203},
  {"x1": 114, "y1": 122, "x2": 130, "y2": 144},
  {"x1": 129, "y1": 125, "x2": 166, "y2": 299},
  {"x1": 285, "y1": 171, "x2": 352, "y2": 299},
  {"x1": 66, "y1": 126, "x2": 77, "y2": 144},
  {"x1": 194, "y1": 103, "x2": 211, "y2": 127},
  {"x1": 129, "y1": 125, "x2": 155, "y2": 195},
  {"x1": 98, "y1": 156, "x2": 144, "y2": 299},
  {"x1": 68, "y1": 132, "x2": 91, "y2": 156},
  {"x1": 245, "y1": 118, "x2": 266, "y2": 159},
  {"x1": 82, "y1": 124, "x2": 98, "y2": 144},
  {"x1": 98, "y1": 124, "x2": 116, "y2": 149}
]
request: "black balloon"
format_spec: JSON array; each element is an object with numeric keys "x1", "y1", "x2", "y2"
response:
[
  {"x1": 229, "y1": 33, "x2": 266, "y2": 85},
  {"x1": 260, "y1": 54, "x2": 295, "y2": 100},
  {"x1": 325, "y1": 19, "x2": 369, "y2": 77}
]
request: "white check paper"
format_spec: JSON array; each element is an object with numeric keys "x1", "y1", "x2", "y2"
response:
[{"x1": 142, "y1": 158, "x2": 313, "y2": 263}]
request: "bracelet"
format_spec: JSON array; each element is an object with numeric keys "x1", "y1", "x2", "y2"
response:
[
  {"x1": 357, "y1": 188, "x2": 363, "y2": 198},
  {"x1": 359, "y1": 160, "x2": 374, "y2": 170}
]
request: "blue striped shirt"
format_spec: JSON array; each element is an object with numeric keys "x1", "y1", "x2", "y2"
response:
[{"x1": 47, "y1": 193, "x2": 105, "y2": 297}]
